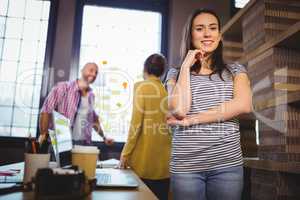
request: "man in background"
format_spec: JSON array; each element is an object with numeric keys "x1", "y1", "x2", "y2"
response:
[{"x1": 39, "y1": 62, "x2": 114, "y2": 146}]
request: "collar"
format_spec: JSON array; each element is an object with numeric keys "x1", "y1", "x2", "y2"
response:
[
  {"x1": 70, "y1": 80, "x2": 92, "y2": 92},
  {"x1": 147, "y1": 75, "x2": 161, "y2": 82}
]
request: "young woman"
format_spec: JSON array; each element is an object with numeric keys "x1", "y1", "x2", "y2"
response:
[
  {"x1": 120, "y1": 54, "x2": 171, "y2": 200},
  {"x1": 166, "y1": 9, "x2": 252, "y2": 200}
]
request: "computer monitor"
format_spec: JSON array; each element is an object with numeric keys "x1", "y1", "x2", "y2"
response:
[{"x1": 49, "y1": 111, "x2": 73, "y2": 167}]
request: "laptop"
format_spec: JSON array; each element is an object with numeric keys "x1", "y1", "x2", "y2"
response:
[
  {"x1": 95, "y1": 168, "x2": 139, "y2": 188},
  {"x1": 50, "y1": 111, "x2": 139, "y2": 188}
]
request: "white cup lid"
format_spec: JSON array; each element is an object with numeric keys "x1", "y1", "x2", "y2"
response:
[{"x1": 71, "y1": 145, "x2": 100, "y2": 154}]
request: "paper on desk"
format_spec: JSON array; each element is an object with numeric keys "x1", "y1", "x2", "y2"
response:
[
  {"x1": 0, "y1": 170, "x2": 18, "y2": 176},
  {"x1": 0, "y1": 183, "x2": 16, "y2": 189}
]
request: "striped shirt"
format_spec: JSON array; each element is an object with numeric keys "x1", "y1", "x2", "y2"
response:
[
  {"x1": 41, "y1": 80, "x2": 98, "y2": 144},
  {"x1": 166, "y1": 63, "x2": 247, "y2": 173}
]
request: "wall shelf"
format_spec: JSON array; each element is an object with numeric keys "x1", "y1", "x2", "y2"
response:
[
  {"x1": 222, "y1": 0, "x2": 300, "y2": 64},
  {"x1": 222, "y1": 0, "x2": 257, "y2": 40},
  {"x1": 223, "y1": 1, "x2": 300, "y2": 198},
  {"x1": 239, "y1": 21, "x2": 300, "y2": 64},
  {"x1": 223, "y1": 0, "x2": 300, "y2": 170},
  {"x1": 254, "y1": 90, "x2": 300, "y2": 110}
]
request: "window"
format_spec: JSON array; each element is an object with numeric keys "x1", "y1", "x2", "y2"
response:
[
  {"x1": 235, "y1": 0, "x2": 250, "y2": 8},
  {"x1": 0, "y1": 0, "x2": 51, "y2": 137},
  {"x1": 79, "y1": 5, "x2": 162, "y2": 142}
]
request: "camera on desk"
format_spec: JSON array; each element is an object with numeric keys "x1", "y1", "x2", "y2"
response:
[{"x1": 34, "y1": 166, "x2": 91, "y2": 200}]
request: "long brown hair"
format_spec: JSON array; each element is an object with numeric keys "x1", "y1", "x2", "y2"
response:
[{"x1": 180, "y1": 8, "x2": 229, "y2": 80}]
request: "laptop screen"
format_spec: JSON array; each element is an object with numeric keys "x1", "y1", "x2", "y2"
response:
[{"x1": 49, "y1": 111, "x2": 73, "y2": 167}]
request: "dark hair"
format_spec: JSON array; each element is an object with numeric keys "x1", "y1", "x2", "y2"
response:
[
  {"x1": 180, "y1": 8, "x2": 229, "y2": 80},
  {"x1": 144, "y1": 53, "x2": 167, "y2": 77}
]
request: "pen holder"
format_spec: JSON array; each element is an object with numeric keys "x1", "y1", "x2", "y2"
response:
[{"x1": 23, "y1": 153, "x2": 50, "y2": 184}]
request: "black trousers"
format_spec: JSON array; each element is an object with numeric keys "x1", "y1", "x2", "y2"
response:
[{"x1": 141, "y1": 178, "x2": 170, "y2": 200}]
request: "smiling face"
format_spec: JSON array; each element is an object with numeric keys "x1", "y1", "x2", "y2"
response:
[
  {"x1": 81, "y1": 63, "x2": 98, "y2": 84},
  {"x1": 191, "y1": 13, "x2": 221, "y2": 54}
]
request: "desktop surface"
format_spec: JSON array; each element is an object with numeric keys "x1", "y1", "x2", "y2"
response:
[{"x1": 0, "y1": 162, "x2": 158, "y2": 200}]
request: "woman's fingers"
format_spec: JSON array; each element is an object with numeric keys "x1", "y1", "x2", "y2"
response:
[
  {"x1": 167, "y1": 118, "x2": 179, "y2": 125},
  {"x1": 195, "y1": 52, "x2": 202, "y2": 60},
  {"x1": 120, "y1": 161, "x2": 125, "y2": 169},
  {"x1": 166, "y1": 113, "x2": 178, "y2": 121},
  {"x1": 182, "y1": 49, "x2": 209, "y2": 69},
  {"x1": 182, "y1": 50, "x2": 198, "y2": 68},
  {"x1": 194, "y1": 49, "x2": 208, "y2": 61},
  {"x1": 167, "y1": 118, "x2": 190, "y2": 127},
  {"x1": 118, "y1": 156, "x2": 125, "y2": 169},
  {"x1": 119, "y1": 156, "x2": 129, "y2": 169}
]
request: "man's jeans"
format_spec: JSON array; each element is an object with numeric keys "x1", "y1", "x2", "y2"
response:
[{"x1": 171, "y1": 165, "x2": 243, "y2": 200}]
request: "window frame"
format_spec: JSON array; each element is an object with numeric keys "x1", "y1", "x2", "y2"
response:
[
  {"x1": 70, "y1": 0, "x2": 169, "y2": 145},
  {"x1": 70, "y1": 0, "x2": 169, "y2": 80},
  {"x1": 0, "y1": 0, "x2": 59, "y2": 143},
  {"x1": 231, "y1": 0, "x2": 250, "y2": 16}
]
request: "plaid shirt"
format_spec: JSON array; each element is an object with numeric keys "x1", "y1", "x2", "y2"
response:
[{"x1": 41, "y1": 80, "x2": 98, "y2": 144}]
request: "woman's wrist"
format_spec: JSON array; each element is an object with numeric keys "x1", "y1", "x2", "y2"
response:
[
  {"x1": 177, "y1": 65, "x2": 190, "y2": 82},
  {"x1": 181, "y1": 64, "x2": 191, "y2": 71},
  {"x1": 189, "y1": 114, "x2": 200, "y2": 125}
]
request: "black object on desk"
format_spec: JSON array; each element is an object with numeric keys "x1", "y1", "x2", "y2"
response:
[{"x1": 34, "y1": 167, "x2": 90, "y2": 199}]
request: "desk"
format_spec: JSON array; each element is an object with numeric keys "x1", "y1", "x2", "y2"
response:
[{"x1": 0, "y1": 163, "x2": 158, "y2": 200}]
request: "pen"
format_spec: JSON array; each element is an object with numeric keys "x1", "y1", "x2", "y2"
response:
[
  {"x1": 31, "y1": 141, "x2": 37, "y2": 154},
  {"x1": 39, "y1": 134, "x2": 50, "y2": 153},
  {"x1": 29, "y1": 133, "x2": 37, "y2": 154}
]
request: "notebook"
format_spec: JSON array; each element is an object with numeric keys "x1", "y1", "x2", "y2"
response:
[{"x1": 49, "y1": 111, "x2": 73, "y2": 167}]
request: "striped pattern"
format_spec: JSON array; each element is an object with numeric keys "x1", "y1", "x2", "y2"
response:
[
  {"x1": 167, "y1": 63, "x2": 247, "y2": 173},
  {"x1": 41, "y1": 80, "x2": 97, "y2": 144}
]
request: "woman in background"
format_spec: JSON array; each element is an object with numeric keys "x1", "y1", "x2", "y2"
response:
[
  {"x1": 166, "y1": 9, "x2": 252, "y2": 200},
  {"x1": 120, "y1": 54, "x2": 171, "y2": 200}
]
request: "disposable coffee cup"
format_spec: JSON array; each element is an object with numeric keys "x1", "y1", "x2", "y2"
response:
[
  {"x1": 23, "y1": 153, "x2": 50, "y2": 184},
  {"x1": 71, "y1": 145, "x2": 100, "y2": 179}
]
